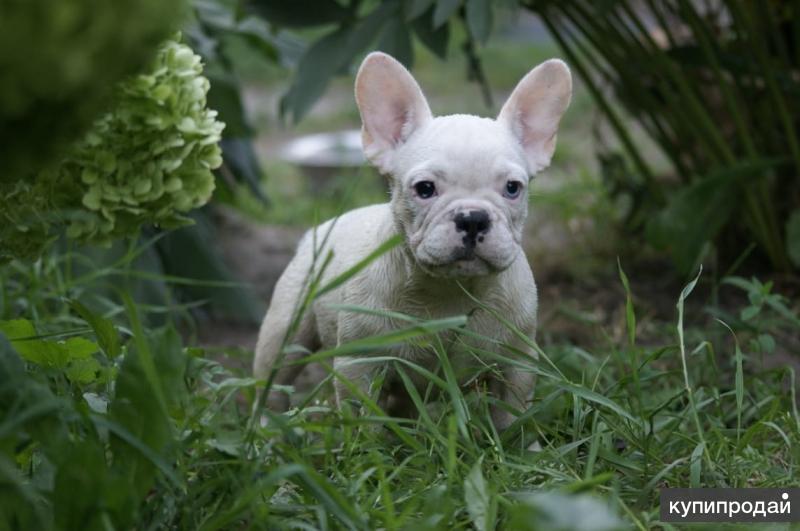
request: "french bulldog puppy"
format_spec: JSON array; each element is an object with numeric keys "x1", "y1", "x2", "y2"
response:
[{"x1": 254, "y1": 52, "x2": 571, "y2": 430}]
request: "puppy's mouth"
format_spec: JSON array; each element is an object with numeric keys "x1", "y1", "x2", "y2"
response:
[
  {"x1": 415, "y1": 247, "x2": 499, "y2": 278},
  {"x1": 451, "y1": 244, "x2": 478, "y2": 262}
]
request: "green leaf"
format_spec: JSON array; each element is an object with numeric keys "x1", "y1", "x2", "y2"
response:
[
  {"x1": 65, "y1": 357, "x2": 102, "y2": 384},
  {"x1": 433, "y1": 0, "x2": 462, "y2": 28},
  {"x1": 62, "y1": 337, "x2": 99, "y2": 360},
  {"x1": 205, "y1": 65, "x2": 253, "y2": 138},
  {"x1": 412, "y1": 5, "x2": 451, "y2": 59},
  {"x1": 281, "y1": 2, "x2": 396, "y2": 122},
  {"x1": 734, "y1": 339, "x2": 744, "y2": 437},
  {"x1": 740, "y1": 305, "x2": 760, "y2": 321},
  {"x1": 466, "y1": 0, "x2": 492, "y2": 43},
  {"x1": 0, "y1": 319, "x2": 68, "y2": 368},
  {"x1": 560, "y1": 382, "x2": 641, "y2": 426},
  {"x1": 757, "y1": 333, "x2": 776, "y2": 354},
  {"x1": 233, "y1": 16, "x2": 280, "y2": 62},
  {"x1": 690, "y1": 441, "x2": 704, "y2": 488},
  {"x1": 219, "y1": 138, "x2": 268, "y2": 202},
  {"x1": 464, "y1": 459, "x2": 492, "y2": 531},
  {"x1": 617, "y1": 259, "x2": 636, "y2": 346},
  {"x1": 407, "y1": 0, "x2": 435, "y2": 20},
  {"x1": 249, "y1": 0, "x2": 350, "y2": 28},
  {"x1": 68, "y1": 299, "x2": 120, "y2": 358},
  {"x1": 786, "y1": 208, "x2": 800, "y2": 267},
  {"x1": 646, "y1": 173, "x2": 736, "y2": 274},
  {"x1": 646, "y1": 161, "x2": 779, "y2": 274},
  {"x1": 378, "y1": 17, "x2": 414, "y2": 68},
  {"x1": 0, "y1": 319, "x2": 37, "y2": 358},
  {"x1": 109, "y1": 308, "x2": 186, "y2": 498}
]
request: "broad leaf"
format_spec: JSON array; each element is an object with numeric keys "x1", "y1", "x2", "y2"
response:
[
  {"x1": 644, "y1": 162, "x2": 780, "y2": 274},
  {"x1": 0, "y1": 319, "x2": 80, "y2": 369},
  {"x1": 219, "y1": 138, "x2": 268, "y2": 202},
  {"x1": 109, "y1": 326, "x2": 187, "y2": 498},
  {"x1": 433, "y1": 0, "x2": 462, "y2": 28},
  {"x1": 248, "y1": 0, "x2": 350, "y2": 28},
  {"x1": 412, "y1": 5, "x2": 451, "y2": 59},
  {"x1": 378, "y1": 17, "x2": 414, "y2": 67},
  {"x1": 281, "y1": 2, "x2": 396, "y2": 122},
  {"x1": 68, "y1": 299, "x2": 120, "y2": 358},
  {"x1": 466, "y1": 0, "x2": 492, "y2": 43}
]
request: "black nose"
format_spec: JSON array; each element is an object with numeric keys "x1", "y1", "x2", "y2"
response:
[{"x1": 454, "y1": 210, "x2": 491, "y2": 246}]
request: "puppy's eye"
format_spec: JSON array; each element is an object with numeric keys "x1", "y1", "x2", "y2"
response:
[
  {"x1": 504, "y1": 180, "x2": 523, "y2": 199},
  {"x1": 414, "y1": 180, "x2": 437, "y2": 199}
]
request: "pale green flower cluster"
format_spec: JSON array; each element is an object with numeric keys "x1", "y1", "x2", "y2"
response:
[
  {"x1": 0, "y1": 38, "x2": 224, "y2": 262},
  {"x1": 64, "y1": 39, "x2": 225, "y2": 242}
]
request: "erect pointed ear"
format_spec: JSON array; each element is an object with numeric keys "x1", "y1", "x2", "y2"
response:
[
  {"x1": 497, "y1": 59, "x2": 572, "y2": 174},
  {"x1": 355, "y1": 52, "x2": 433, "y2": 174}
]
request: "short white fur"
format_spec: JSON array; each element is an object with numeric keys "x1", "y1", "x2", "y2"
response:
[{"x1": 254, "y1": 52, "x2": 572, "y2": 430}]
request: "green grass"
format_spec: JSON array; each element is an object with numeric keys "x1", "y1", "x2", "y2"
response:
[{"x1": 1, "y1": 239, "x2": 799, "y2": 530}]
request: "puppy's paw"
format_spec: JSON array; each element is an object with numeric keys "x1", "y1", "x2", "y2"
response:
[
  {"x1": 490, "y1": 407, "x2": 517, "y2": 432},
  {"x1": 259, "y1": 387, "x2": 291, "y2": 412}
]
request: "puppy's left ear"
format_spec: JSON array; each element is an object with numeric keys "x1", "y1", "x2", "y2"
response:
[
  {"x1": 355, "y1": 52, "x2": 433, "y2": 174},
  {"x1": 497, "y1": 59, "x2": 572, "y2": 174}
]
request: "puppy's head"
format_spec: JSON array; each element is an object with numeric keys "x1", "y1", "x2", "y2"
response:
[{"x1": 355, "y1": 52, "x2": 571, "y2": 277}]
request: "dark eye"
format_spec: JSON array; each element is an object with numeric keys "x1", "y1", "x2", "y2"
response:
[
  {"x1": 414, "y1": 180, "x2": 437, "y2": 199},
  {"x1": 504, "y1": 180, "x2": 523, "y2": 199}
]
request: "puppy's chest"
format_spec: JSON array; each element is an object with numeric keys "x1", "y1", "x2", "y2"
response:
[{"x1": 338, "y1": 296, "x2": 509, "y2": 364}]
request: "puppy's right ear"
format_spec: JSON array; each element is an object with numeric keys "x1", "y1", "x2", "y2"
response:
[{"x1": 355, "y1": 52, "x2": 432, "y2": 174}]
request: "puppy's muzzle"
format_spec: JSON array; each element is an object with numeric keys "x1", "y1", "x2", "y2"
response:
[{"x1": 454, "y1": 209, "x2": 491, "y2": 256}]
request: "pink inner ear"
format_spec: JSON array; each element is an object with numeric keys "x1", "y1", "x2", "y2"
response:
[
  {"x1": 521, "y1": 110, "x2": 560, "y2": 148},
  {"x1": 355, "y1": 52, "x2": 433, "y2": 172},
  {"x1": 388, "y1": 102, "x2": 410, "y2": 146}
]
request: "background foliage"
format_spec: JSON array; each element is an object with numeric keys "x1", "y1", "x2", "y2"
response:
[
  {"x1": 0, "y1": 39, "x2": 224, "y2": 262},
  {"x1": 272, "y1": 0, "x2": 800, "y2": 275},
  {"x1": 526, "y1": 0, "x2": 800, "y2": 274}
]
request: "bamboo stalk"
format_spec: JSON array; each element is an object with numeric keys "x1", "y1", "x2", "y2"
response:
[
  {"x1": 617, "y1": 1, "x2": 735, "y2": 166},
  {"x1": 538, "y1": 10, "x2": 656, "y2": 186},
  {"x1": 563, "y1": 2, "x2": 695, "y2": 177}
]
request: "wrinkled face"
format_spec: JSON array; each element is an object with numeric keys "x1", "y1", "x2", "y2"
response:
[
  {"x1": 355, "y1": 52, "x2": 572, "y2": 278},
  {"x1": 391, "y1": 116, "x2": 529, "y2": 277}
]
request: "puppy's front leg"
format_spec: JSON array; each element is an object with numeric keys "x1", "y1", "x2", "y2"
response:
[
  {"x1": 490, "y1": 348, "x2": 538, "y2": 431},
  {"x1": 333, "y1": 356, "x2": 381, "y2": 409}
]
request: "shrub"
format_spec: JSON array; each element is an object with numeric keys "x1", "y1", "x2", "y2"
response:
[
  {"x1": 526, "y1": 0, "x2": 800, "y2": 273},
  {"x1": 0, "y1": 38, "x2": 224, "y2": 261},
  {"x1": 0, "y1": 0, "x2": 184, "y2": 180}
]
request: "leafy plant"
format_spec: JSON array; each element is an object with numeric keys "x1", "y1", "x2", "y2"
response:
[
  {"x1": 0, "y1": 312, "x2": 187, "y2": 530},
  {"x1": 185, "y1": 0, "x2": 286, "y2": 202},
  {"x1": 260, "y1": 0, "x2": 502, "y2": 122},
  {"x1": 65, "y1": 39, "x2": 224, "y2": 243},
  {"x1": 526, "y1": 0, "x2": 800, "y2": 273},
  {"x1": 0, "y1": 0, "x2": 185, "y2": 181},
  {"x1": 1, "y1": 38, "x2": 224, "y2": 261}
]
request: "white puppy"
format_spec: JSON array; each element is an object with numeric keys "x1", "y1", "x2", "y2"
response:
[{"x1": 254, "y1": 52, "x2": 571, "y2": 430}]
